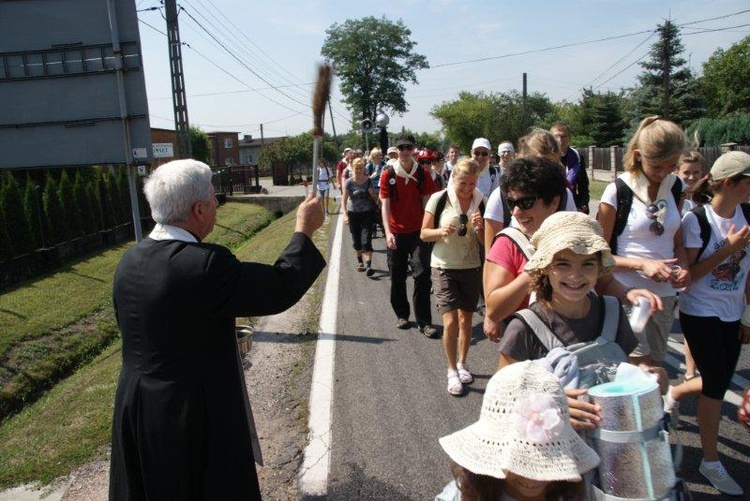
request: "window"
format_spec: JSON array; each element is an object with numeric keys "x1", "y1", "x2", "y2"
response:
[{"x1": 224, "y1": 138, "x2": 233, "y2": 149}]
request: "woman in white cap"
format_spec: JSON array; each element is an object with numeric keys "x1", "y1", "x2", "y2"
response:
[
  {"x1": 662, "y1": 151, "x2": 750, "y2": 496},
  {"x1": 498, "y1": 211, "x2": 667, "y2": 429},
  {"x1": 436, "y1": 361, "x2": 600, "y2": 500}
]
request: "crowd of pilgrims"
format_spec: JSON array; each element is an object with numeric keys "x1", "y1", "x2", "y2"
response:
[{"x1": 318, "y1": 117, "x2": 750, "y2": 499}]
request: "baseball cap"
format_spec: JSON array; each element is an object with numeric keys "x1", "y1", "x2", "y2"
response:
[
  {"x1": 498, "y1": 142, "x2": 515, "y2": 154},
  {"x1": 710, "y1": 151, "x2": 750, "y2": 181},
  {"x1": 386, "y1": 146, "x2": 399, "y2": 155},
  {"x1": 472, "y1": 138, "x2": 491, "y2": 151},
  {"x1": 396, "y1": 135, "x2": 416, "y2": 148}
]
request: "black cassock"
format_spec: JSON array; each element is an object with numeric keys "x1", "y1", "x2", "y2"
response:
[{"x1": 109, "y1": 232, "x2": 326, "y2": 500}]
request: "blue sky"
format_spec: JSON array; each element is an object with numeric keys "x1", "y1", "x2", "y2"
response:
[{"x1": 136, "y1": 0, "x2": 750, "y2": 141}]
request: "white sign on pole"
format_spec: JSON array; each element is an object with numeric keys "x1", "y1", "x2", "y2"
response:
[{"x1": 153, "y1": 143, "x2": 175, "y2": 158}]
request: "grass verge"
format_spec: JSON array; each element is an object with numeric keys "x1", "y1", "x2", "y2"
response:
[
  {"x1": 589, "y1": 179, "x2": 609, "y2": 201},
  {"x1": 0, "y1": 203, "x2": 331, "y2": 489}
]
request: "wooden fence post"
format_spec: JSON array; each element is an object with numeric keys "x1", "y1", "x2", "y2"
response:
[
  {"x1": 610, "y1": 146, "x2": 617, "y2": 181},
  {"x1": 588, "y1": 146, "x2": 595, "y2": 179}
]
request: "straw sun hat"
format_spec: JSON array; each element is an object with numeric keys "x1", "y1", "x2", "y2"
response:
[
  {"x1": 439, "y1": 361, "x2": 600, "y2": 481},
  {"x1": 525, "y1": 212, "x2": 615, "y2": 277}
]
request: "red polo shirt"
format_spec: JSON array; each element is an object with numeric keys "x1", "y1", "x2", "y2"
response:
[{"x1": 379, "y1": 160, "x2": 437, "y2": 234}]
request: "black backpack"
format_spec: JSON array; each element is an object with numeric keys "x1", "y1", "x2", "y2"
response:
[
  {"x1": 384, "y1": 164, "x2": 425, "y2": 201},
  {"x1": 691, "y1": 203, "x2": 750, "y2": 260},
  {"x1": 432, "y1": 190, "x2": 486, "y2": 229},
  {"x1": 609, "y1": 178, "x2": 683, "y2": 254}
]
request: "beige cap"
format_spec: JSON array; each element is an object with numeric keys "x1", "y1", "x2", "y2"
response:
[
  {"x1": 525, "y1": 212, "x2": 615, "y2": 276},
  {"x1": 710, "y1": 151, "x2": 750, "y2": 181}
]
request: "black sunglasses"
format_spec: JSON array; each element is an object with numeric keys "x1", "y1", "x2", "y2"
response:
[
  {"x1": 397, "y1": 145, "x2": 414, "y2": 151},
  {"x1": 473, "y1": 151, "x2": 489, "y2": 157},
  {"x1": 457, "y1": 214, "x2": 468, "y2": 237},
  {"x1": 506, "y1": 195, "x2": 539, "y2": 211},
  {"x1": 645, "y1": 204, "x2": 665, "y2": 235}
]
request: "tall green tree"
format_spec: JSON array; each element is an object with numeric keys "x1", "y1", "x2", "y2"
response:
[
  {"x1": 431, "y1": 90, "x2": 555, "y2": 152},
  {"x1": 74, "y1": 170, "x2": 97, "y2": 235},
  {"x1": 576, "y1": 89, "x2": 627, "y2": 147},
  {"x1": 58, "y1": 170, "x2": 83, "y2": 238},
  {"x1": 259, "y1": 132, "x2": 338, "y2": 178},
  {"x1": 686, "y1": 114, "x2": 750, "y2": 146},
  {"x1": 24, "y1": 176, "x2": 42, "y2": 249},
  {"x1": 43, "y1": 175, "x2": 67, "y2": 245},
  {"x1": 321, "y1": 16, "x2": 429, "y2": 123},
  {"x1": 629, "y1": 20, "x2": 703, "y2": 126},
  {"x1": 1, "y1": 172, "x2": 33, "y2": 254},
  {"x1": 190, "y1": 126, "x2": 213, "y2": 165},
  {"x1": 701, "y1": 35, "x2": 750, "y2": 117}
]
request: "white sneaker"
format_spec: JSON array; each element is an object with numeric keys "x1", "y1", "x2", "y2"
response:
[
  {"x1": 699, "y1": 460, "x2": 743, "y2": 496},
  {"x1": 663, "y1": 386, "x2": 680, "y2": 429}
]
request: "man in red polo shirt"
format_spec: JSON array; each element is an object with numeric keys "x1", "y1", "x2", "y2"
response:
[{"x1": 380, "y1": 134, "x2": 439, "y2": 337}]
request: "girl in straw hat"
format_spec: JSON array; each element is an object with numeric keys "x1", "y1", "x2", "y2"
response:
[
  {"x1": 436, "y1": 361, "x2": 600, "y2": 500},
  {"x1": 498, "y1": 212, "x2": 668, "y2": 430}
]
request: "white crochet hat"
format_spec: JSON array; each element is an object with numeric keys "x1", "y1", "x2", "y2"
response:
[
  {"x1": 439, "y1": 361, "x2": 600, "y2": 481},
  {"x1": 525, "y1": 212, "x2": 615, "y2": 277}
]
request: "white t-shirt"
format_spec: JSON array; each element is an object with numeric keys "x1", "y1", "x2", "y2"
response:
[
  {"x1": 484, "y1": 187, "x2": 577, "y2": 227},
  {"x1": 424, "y1": 188, "x2": 485, "y2": 269},
  {"x1": 680, "y1": 205, "x2": 750, "y2": 321},
  {"x1": 600, "y1": 182, "x2": 682, "y2": 296}
]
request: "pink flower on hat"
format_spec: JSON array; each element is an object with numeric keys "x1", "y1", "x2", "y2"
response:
[{"x1": 514, "y1": 394, "x2": 563, "y2": 443}]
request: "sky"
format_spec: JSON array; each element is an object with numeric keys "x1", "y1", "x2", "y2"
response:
[{"x1": 135, "y1": 0, "x2": 750, "y2": 142}]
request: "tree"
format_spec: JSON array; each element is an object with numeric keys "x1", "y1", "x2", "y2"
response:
[
  {"x1": 74, "y1": 170, "x2": 97, "y2": 235},
  {"x1": 575, "y1": 89, "x2": 627, "y2": 147},
  {"x1": 431, "y1": 91, "x2": 555, "y2": 152},
  {"x1": 1, "y1": 172, "x2": 33, "y2": 254},
  {"x1": 190, "y1": 126, "x2": 212, "y2": 165},
  {"x1": 629, "y1": 20, "x2": 703, "y2": 126},
  {"x1": 321, "y1": 16, "x2": 429, "y2": 123},
  {"x1": 259, "y1": 132, "x2": 338, "y2": 179},
  {"x1": 701, "y1": 35, "x2": 750, "y2": 117},
  {"x1": 58, "y1": 170, "x2": 83, "y2": 238},
  {"x1": 24, "y1": 176, "x2": 42, "y2": 249},
  {"x1": 686, "y1": 113, "x2": 750, "y2": 146},
  {"x1": 43, "y1": 175, "x2": 67, "y2": 245}
]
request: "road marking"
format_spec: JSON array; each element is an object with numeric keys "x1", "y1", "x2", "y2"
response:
[
  {"x1": 666, "y1": 338, "x2": 745, "y2": 406},
  {"x1": 299, "y1": 214, "x2": 343, "y2": 497}
]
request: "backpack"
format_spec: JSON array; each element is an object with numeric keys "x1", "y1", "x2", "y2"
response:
[
  {"x1": 692, "y1": 203, "x2": 750, "y2": 260},
  {"x1": 431, "y1": 190, "x2": 486, "y2": 229},
  {"x1": 384, "y1": 163, "x2": 425, "y2": 202},
  {"x1": 497, "y1": 188, "x2": 568, "y2": 228},
  {"x1": 492, "y1": 226, "x2": 534, "y2": 260},
  {"x1": 609, "y1": 177, "x2": 682, "y2": 255},
  {"x1": 513, "y1": 295, "x2": 626, "y2": 389}
]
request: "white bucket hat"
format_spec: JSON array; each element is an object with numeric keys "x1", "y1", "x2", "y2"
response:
[
  {"x1": 526, "y1": 212, "x2": 615, "y2": 277},
  {"x1": 439, "y1": 361, "x2": 600, "y2": 481}
]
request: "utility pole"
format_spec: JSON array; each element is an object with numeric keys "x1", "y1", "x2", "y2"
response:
[
  {"x1": 521, "y1": 72, "x2": 528, "y2": 134},
  {"x1": 165, "y1": 0, "x2": 192, "y2": 158}
]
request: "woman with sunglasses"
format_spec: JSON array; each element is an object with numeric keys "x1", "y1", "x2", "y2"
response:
[
  {"x1": 596, "y1": 116, "x2": 690, "y2": 367},
  {"x1": 421, "y1": 158, "x2": 485, "y2": 396}
]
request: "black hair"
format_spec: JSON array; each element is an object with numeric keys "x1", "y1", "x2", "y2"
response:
[{"x1": 501, "y1": 157, "x2": 567, "y2": 207}]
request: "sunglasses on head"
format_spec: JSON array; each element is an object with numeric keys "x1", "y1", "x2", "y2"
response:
[
  {"x1": 397, "y1": 145, "x2": 414, "y2": 151},
  {"x1": 505, "y1": 195, "x2": 539, "y2": 211},
  {"x1": 645, "y1": 204, "x2": 665, "y2": 235},
  {"x1": 457, "y1": 214, "x2": 468, "y2": 237},
  {"x1": 473, "y1": 150, "x2": 489, "y2": 157}
]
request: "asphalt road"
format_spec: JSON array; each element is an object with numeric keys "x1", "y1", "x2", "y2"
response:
[{"x1": 322, "y1": 210, "x2": 750, "y2": 500}]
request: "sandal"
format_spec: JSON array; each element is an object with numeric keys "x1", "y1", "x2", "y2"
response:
[
  {"x1": 356, "y1": 262, "x2": 365, "y2": 272},
  {"x1": 457, "y1": 364, "x2": 474, "y2": 384},
  {"x1": 447, "y1": 371, "x2": 464, "y2": 396}
]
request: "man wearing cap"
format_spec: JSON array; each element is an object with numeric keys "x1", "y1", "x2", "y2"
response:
[
  {"x1": 450, "y1": 138, "x2": 500, "y2": 199},
  {"x1": 380, "y1": 134, "x2": 439, "y2": 336},
  {"x1": 386, "y1": 146, "x2": 399, "y2": 165},
  {"x1": 551, "y1": 123, "x2": 590, "y2": 214},
  {"x1": 497, "y1": 141, "x2": 515, "y2": 176}
]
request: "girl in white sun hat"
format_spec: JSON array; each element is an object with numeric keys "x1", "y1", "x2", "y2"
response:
[{"x1": 436, "y1": 361, "x2": 600, "y2": 500}]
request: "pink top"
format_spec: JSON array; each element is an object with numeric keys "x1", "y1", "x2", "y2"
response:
[{"x1": 486, "y1": 235, "x2": 530, "y2": 312}]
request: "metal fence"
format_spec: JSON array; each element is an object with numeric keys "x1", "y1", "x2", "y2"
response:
[{"x1": 582, "y1": 145, "x2": 750, "y2": 176}]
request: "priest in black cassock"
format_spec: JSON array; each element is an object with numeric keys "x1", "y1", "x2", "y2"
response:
[{"x1": 109, "y1": 159, "x2": 326, "y2": 500}]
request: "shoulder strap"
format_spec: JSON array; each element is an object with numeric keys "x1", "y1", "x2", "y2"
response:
[
  {"x1": 432, "y1": 191, "x2": 449, "y2": 229},
  {"x1": 741, "y1": 203, "x2": 750, "y2": 225},
  {"x1": 600, "y1": 296, "x2": 620, "y2": 342},
  {"x1": 500, "y1": 190, "x2": 512, "y2": 228},
  {"x1": 611, "y1": 178, "x2": 633, "y2": 255},
  {"x1": 416, "y1": 165, "x2": 425, "y2": 189},
  {"x1": 514, "y1": 309, "x2": 562, "y2": 352},
  {"x1": 671, "y1": 176, "x2": 683, "y2": 207},
  {"x1": 478, "y1": 200, "x2": 485, "y2": 216},
  {"x1": 691, "y1": 205, "x2": 711, "y2": 261},
  {"x1": 559, "y1": 189, "x2": 568, "y2": 212},
  {"x1": 385, "y1": 165, "x2": 397, "y2": 201},
  {"x1": 494, "y1": 227, "x2": 534, "y2": 260}
]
